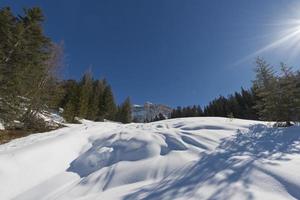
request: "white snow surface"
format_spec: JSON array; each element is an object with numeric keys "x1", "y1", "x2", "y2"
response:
[
  {"x1": 0, "y1": 117, "x2": 300, "y2": 200},
  {"x1": 0, "y1": 122, "x2": 4, "y2": 130}
]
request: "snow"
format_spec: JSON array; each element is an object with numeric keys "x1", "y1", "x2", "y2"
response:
[
  {"x1": 0, "y1": 117, "x2": 300, "y2": 200},
  {"x1": 0, "y1": 121, "x2": 4, "y2": 130},
  {"x1": 37, "y1": 110, "x2": 65, "y2": 128},
  {"x1": 0, "y1": 110, "x2": 64, "y2": 131}
]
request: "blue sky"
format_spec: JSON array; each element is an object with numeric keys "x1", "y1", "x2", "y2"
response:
[{"x1": 2, "y1": 0, "x2": 300, "y2": 107}]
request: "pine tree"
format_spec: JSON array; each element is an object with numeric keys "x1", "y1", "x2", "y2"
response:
[
  {"x1": 78, "y1": 71, "x2": 93, "y2": 119},
  {"x1": 95, "y1": 79, "x2": 106, "y2": 121},
  {"x1": 295, "y1": 71, "x2": 300, "y2": 121},
  {"x1": 42, "y1": 42, "x2": 65, "y2": 110},
  {"x1": 175, "y1": 106, "x2": 182, "y2": 118},
  {"x1": 116, "y1": 97, "x2": 132, "y2": 123},
  {"x1": 61, "y1": 80, "x2": 79, "y2": 122},
  {"x1": 88, "y1": 79, "x2": 105, "y2": 121},
  {"x1": 101, "y1": 85, "x2": 117, "y2": 120},
  {"x1": 276, "y1": 63, "x2": 299, "y2": 124},
  {"x1": 0, "y1": 7, "x2": 57, "y2": 130},
  {"x1": 240, "y1": 88, "x2": 258, "y2": 119},
  {"x1": 197, "y1": 105, "x2": 203, "y2": 116},
  {"x1": 253, "y1": 58, "x2": 278, "y2": 121}
]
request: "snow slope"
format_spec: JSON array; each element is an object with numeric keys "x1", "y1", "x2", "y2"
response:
[{"x1": 0, "y1": 117, "x2": 300, "y2": 200}]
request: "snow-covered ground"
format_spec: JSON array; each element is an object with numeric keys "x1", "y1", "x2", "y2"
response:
[
  {"x1": 0, "y1": 121, "x2": 4, "y2": 130},
  {"x1": 0, "y1": 117, "x2": 300, "y2": 200}
]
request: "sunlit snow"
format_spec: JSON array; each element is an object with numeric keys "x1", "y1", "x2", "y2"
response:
[{"x1": 0, "y1": 117, "x2": 299, "y2": 200}]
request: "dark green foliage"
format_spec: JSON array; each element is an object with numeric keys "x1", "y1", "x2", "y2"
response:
[
  {"x1": 78, "y1": 71, "x2": 93, "y2": 119},
  {"x1": 295, "y1": 72, "x2": 300, "y2": 120},
  {"x1": 60, "y1": 80, "x2": 79, "y2": 122},
  {"x1": 253, "y1": 58, "x2": 300, "y2": 123},
  {"x1": 58, "y1": 75, "x2": 123, "y2": 123},
  {"x1": 0, "y1": 7, "x2": 62, "y2": 130},
  {"x1": 115, "y1": 97, "x2": 132, "y2": 123},
  {"x1": 252, "y1": 58, "x2": 278, "y2": 121},
  {"x1": 203, "y1": 88, "x2": 258, "y2": 120},
  {"x1": 171, "y1": 88, "x2": 258, "y2": 120},
  {"x1": 171, "y1": 105, "x2": 203, "y2": 119},
  {"x1": 170, "y1": 107, "x2": 182, "y2": 118},
  {"x1": 101, "y1": 85, "x2": 117, "y2": 121},
  {"x1": 88, "y1": 79, "x2": 105, "y2": 121},
  {"x1": 204, "y1": 96, "x2": 229, "y2": 117}
]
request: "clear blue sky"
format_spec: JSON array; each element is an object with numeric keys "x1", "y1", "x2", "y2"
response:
[{"x1": 2, "y1": 0, "x2": 300, "y2": 107}]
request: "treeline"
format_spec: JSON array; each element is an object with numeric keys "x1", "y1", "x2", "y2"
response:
[
  {"x1": 1, "y1": 6, "x2": 300, "y2": 131},
  {"x1": 202, "y1": 88, "x2": 258, "y2": 119},
  {"x1": 171, "y1": 105, "x2": 203, "y2": 118},
  {"x1": 171, "y1": 88, "x2": 257, "y2": 119},
  {"x1": 0, "y1": 7, "x2": 131, "y2": 131},
  {"x1": 171, "y1": 58, "x2": 300, "y2": 125},
  {"x1": 58, "y1": 71, "x2": 132, "y2": 124}
]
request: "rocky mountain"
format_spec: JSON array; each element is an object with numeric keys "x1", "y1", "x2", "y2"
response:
[{"x1": 132, "y1": 102, "x2": 172, "y2": 122}]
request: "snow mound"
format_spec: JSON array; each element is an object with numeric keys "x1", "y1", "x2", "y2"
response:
[
  {"x1": 0, "y1": 117, "x2": 300, "y2": 200},
  {"x1": 67, "y1": 132, "x2": 161, "y2": 177}
]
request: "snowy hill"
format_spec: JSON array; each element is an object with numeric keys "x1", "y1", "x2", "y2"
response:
[
  {"x1": 132, "y1": 102, "x2": 172, "y2": 122},
  {"x1": 0, "y1": 117, "x2": 300, "y2": 200}
]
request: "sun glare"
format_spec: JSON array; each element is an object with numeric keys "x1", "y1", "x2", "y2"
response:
[{"x1": 235, "y1": 5, "x2": 300, "y2": 66}]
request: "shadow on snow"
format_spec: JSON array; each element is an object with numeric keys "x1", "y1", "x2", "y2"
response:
[{"x1": 124, "y1": 124, "x2": 300, "y2": 200}]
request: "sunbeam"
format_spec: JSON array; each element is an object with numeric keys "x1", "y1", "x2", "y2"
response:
[{"x1": 234, "y1": 18, "x2": 300, "y2": 66}]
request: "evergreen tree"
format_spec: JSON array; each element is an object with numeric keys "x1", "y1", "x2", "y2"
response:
[
  {"x1": 240, "y1": 88, "x2": 258, "y2": 119},
  {"x1": 96, "y1": 79, "x2": 107, "y2": 120},
  {"x1": 0, "y1": 7, "x2": 58, "y2": 130},
  {"x1": 102, "y1": 85, "x2": 117, "y2": 120},
  {"x1": 88, "y1": 79, "x2": 105, "y2": 121},
  {"x1": 174, "y1": 106, "x2": 182, "y2": 118},
  {"x1": 43, "y1": 42, "x2": 65, "y2": 110},
  {"x1": 197, "y1": 105, "x2": 203, "y2": 116},
  {"x1": 61, "y1": 80, "x2": 79, "y2": 122},
  {"x1": 116, "y1": 97, "x2": 132, "y2": 123},
  {"x1": 275, "y1": 63, "x2": 299, "y2": 123},
  {"x1": 78, "y1": 71, "x2": 93, "y2": 119},
  {"x1": 295, "y1": 71, "x2": 300, "y2": 121},
  {"x1": 253, "y1": 58, "x2": 278, "y2": 121}
]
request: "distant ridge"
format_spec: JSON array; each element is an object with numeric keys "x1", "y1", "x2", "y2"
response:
[{"x1": 132, "y1": 102, "x2": 172, "y2": 122}]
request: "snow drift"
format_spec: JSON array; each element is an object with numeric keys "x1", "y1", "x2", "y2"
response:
[{"x1": 0, "y1": 117, "x2": 300, "y2": 200}]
